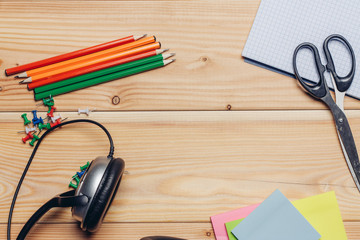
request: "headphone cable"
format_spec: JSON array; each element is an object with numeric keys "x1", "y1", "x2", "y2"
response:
[{"x1": 7, "y1": 119, "x2": 115, "y2": 240}]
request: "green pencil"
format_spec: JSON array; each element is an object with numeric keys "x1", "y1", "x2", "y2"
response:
[
  {"x1": 34, "y1": 53, "x2": 174, "y2": 94},
  {"x1": 34, "y1": 59, "x2": 174, "y2": 100}
]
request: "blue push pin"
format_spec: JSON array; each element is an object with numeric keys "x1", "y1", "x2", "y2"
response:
[
  {"x1": 33, "y1": 117, "x2": 44, "y2": 126},
  {"x1": 32, "y1": 110, "x2": 39, "y2": 124},
  {"x1": 77, "y1": 169, "x2": 86, "y2": 178}
]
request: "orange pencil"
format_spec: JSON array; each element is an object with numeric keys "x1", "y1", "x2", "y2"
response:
[
  {"x1": 17, "y1": 35, "x2": 156, "y2": 78},
  {"x1": 5, "y1": 34, "x2": 146, "y2": 76},
  {"x1": 21, "y1": 42, "x2": 161, "y2": 82},
  {"x1": 26, "y1": 49, "x2": 168, "y2": 90}
]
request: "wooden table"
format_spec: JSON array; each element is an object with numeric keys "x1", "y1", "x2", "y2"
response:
[{"x1": 1, "y1": 1, "x2": 360, "y2": 239}]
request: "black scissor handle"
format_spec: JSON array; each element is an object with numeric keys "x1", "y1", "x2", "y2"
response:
[
  {"x1": 293, "y1": 42, "x2": 328, "y2": 99},
  {"x1": 324, "y1": 34, "x2": 356, "y2": 92}
]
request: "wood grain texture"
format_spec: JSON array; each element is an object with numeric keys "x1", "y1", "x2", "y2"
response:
[
  {"x1": 1, "y1": 222, "x2": 360, "y2": 240},
  {"x1": 1, "y1": 1, "x2": 360, "y2": 239},
  {"x1": 1, "y1": 223, "x2": 214, "y2": 240},
  {"x1": 0, "y1": 0, "x2": 360, "y2": 111},
  {"x1": 1, "y1": 111, "x2": 360, "y2": 227}
]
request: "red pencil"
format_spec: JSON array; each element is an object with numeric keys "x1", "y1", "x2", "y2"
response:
[
  {"x1": 27, "y1": 49, "x2": 168, "y2": 90},
  {"x1": 5, "y1": 34, "x2": 146, "y2": 76}
]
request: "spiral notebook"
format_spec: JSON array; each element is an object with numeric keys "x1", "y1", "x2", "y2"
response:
[{"x1": 243, "y1": 0, "x2": 360, "y2": 99}]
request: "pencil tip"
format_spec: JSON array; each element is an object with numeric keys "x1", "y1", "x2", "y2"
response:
[
  {"x1": 134, "y1": 34, "x2": 147, "y2": 40},
  {"x1": 19, "y1": 80, "x2": 24, "y2": 84},
  {"x1": 163, "y1": 59, "x2": 175, "y2": 65},
  {"x1": 17, "y1": 72, "x2": 28, "y2": 78},
  {"x1": 21, "y1": 77, "x2": 32, "y2": 83},
  {"x1": 156, "y1": 49, "x2": 169, "y2": 54},
  {"x1": 162, "y1": 53, "x2": 176, "y2": 59}
]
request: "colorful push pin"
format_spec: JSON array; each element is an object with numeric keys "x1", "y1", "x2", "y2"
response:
[
  {"x1": 51, "y1": 114, "x2": 62, "y2": 123},
  {"x1": 78, "y1": 108, "x2": 94, "y2": 116},
  {"x1": 69, "y1": 181, "x2": 77, "y2": 189},
  {"x1": 38, "y1": 122, "x2": 51, "y2": 131},
  {"x1": 21, "y1": 113, "x2": 31, "y2": 126},
  {"x1": 33, "y1": 116, "x2": 44, "y2": 126},
  {"x1": 31, "y1": 110, "x2": 39, "y2": 123},
  {"x1": 42, "y1": 96, "x2": 54, "y2": 106},
  {"x1": 50, "y1": 118, "x2": 61, "y2": 128},
  {"x1": 80, "y1": 161, "x2": 90, "y2": 171},
  {"x1": 25, "y1": 126, "x2": 37, "y2": 134},
  {"x1": 77, "y1": 169, "x2": 86, "y2": 178},
  {"x1": 22, "y1": 132, "x2": 34, "y2": 143},
  {"x1": 47, "y1": 106, "x2": 56, "y2": 118},
  {"x1": 29, "y1": 134, "x2": 40, "y2": 146},
  {"x1": 69, "y1": 174, "x2": 80, "y2": 189},
  {"x1": 18, "y1": 126, "x2": 37, "y2": 134}
]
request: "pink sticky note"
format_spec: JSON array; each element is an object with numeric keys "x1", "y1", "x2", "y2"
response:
[{"x1": 210, "y1": 203, "x2": 260, "y2": 240}]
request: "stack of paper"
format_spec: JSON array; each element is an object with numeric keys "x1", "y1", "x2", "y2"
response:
[
  {"x1": 210, "y1": 191, "x2": 347, "y2": 240},
  {"x1": 243, "y1": 0, "x2": 360, "y2": 99}
]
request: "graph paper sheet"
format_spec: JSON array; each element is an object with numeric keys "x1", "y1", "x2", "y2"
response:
[{"x1": 243, "y1": 0, "x2": 360, "y2": 99}]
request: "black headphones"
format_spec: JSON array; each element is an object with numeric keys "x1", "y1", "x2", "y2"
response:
[{"x1": 8, "y1": 119, "x2": 187, "y2": 240}]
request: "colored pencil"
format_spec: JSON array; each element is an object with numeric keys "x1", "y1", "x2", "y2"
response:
[
  {"x1": 26, "y1": 49, "x2": 169, "y2": 89},
  {"x1": 21, "y1": 41, "x2": 161, "y2": 82},
  {"x1": 17, "y1": 35, "x2": 156, "y2": 78},
  {"x1": 34, "y1": 53, "x2": 175, "y2": 94},
  {"x1": 34, "y1": 59, "x2": 175, "y2": 100},
  {"x1": 6, "y1": 34, "x2": 146, "y2": 76}
]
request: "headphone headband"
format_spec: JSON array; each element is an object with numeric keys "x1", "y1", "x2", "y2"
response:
[{"x1": 16, "y1": 190, "x2": 88, "y2": 240}]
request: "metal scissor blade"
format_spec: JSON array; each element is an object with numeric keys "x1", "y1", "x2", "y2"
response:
[
  {"x1": 336, "y1": 129, "x2": 360, "y2": 191},
  {"x1": 322, "y1": 93, "x2": 360, "y2": 192},
  {"x1": 330, "y1": 73, "x2": 345, "y2": 111}
]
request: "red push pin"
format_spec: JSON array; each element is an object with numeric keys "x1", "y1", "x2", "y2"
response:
[
  {"x1": 22, "y1": 132, "x2": 34, "y2": 143},
  {"x1": 47, "y1": 106, "x2": 56, "y2": 118},
  {"x1": 50, "y1": 118, "x2": 62, "y2": 128}
]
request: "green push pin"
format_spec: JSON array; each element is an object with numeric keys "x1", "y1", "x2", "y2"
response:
[
  {"x1": 69, "y1": 174, "x2": 80, "y2": 189},
  {"x1": 38, "y1": 122, "x2": 51, "y2": 131},
  {"x1": 29, "y1": 134, "x2": 40, "y2": 146},
  {"x1": 69, "y1": 181, "x2": 77, "y2": 189},
  {"x1": 80, "y1": 161, "x2": 90, "y2": 171},
  {"x1": 46, "y1": 101, "x2": 54, "y2": 107},
  {"x1": 21, "y1": 113, "x2": 31, "y2": 126},
  {"x1": 42, "y1": 96, "x2": 54, "y2": 106}
]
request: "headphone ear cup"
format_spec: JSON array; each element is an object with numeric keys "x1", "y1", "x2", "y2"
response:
[{"x1": 82, "y1": 157, "x2": 125, "y2": 232}]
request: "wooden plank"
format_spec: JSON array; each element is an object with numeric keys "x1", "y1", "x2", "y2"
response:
[
  {"x1": 1, "y1": 1, "x2": 359, "y2": 111},
  {"x1": 2, "y1": 223, "x2": 213, "y2": 240},
  {"x1": 2, "y1": 222, "x2": 360, "y2": 240},
  {"x1": 1, "y1": 110, "x2": 360, "y2": 224}
]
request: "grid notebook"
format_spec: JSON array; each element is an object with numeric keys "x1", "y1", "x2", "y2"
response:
[{"x1": 243, "y1": 0, "x2": 360, "y2": 99}]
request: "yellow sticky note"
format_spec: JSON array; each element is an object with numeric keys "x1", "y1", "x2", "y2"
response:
[
  {"x1": 292, "y1": 191, "x2": 347, "y2": 240},
  {"x1": 225, "y1": 191, "x2": 347, "y2": 240}
]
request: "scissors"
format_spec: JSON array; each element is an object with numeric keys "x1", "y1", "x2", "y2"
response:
[{"x1": 293, "y1": 34, "x2": 360, "y2": 191}]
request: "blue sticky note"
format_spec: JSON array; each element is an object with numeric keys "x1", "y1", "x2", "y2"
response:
[{"x1": 231, "y1": 189, "x2": 321, "y2": 240}]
